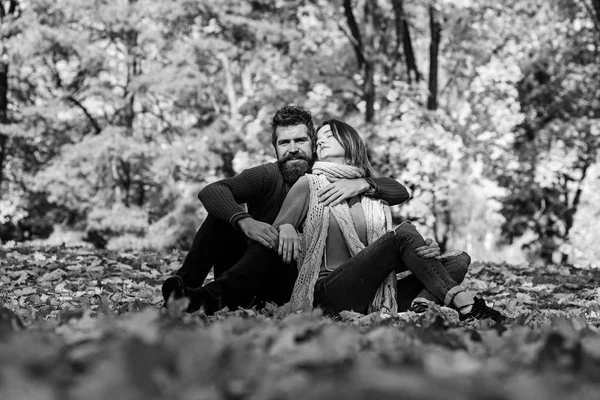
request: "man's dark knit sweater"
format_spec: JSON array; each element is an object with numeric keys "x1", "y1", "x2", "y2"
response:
[{"x1": 198, "y1": 162, "x2": 411, "y2": 229}]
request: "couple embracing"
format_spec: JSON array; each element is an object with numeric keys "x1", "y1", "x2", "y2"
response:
[{"x1": 162, "y1": 105, "x2": 505, "y2": 323}]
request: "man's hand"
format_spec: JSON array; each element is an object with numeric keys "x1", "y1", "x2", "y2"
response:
[
  {"x1": 278, "y1": 224, "x2": 301, "y2": 263},
  {"x1": 416, "y1": 238, "x2": 441, "y2": 259},
  {"x1": 237, "y1": 218, "x2": 279, "y2": 249},
  {"x1": 318, "y1": 178, "x2": 370, "y2": 206}
]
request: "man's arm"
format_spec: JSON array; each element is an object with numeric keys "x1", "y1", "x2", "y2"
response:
[
  {"x1": 198, "y1": 163, "x2": 280, "y2": 248},
  {"x1": 317, "y1": 176, "x2": 411, "y2": 207},
  {"x1": 198, "y1": 163, "x2": 272, "y2": 227},
  {"x1": 367, "y1": 177, "x2": 411, "y2": 206}
]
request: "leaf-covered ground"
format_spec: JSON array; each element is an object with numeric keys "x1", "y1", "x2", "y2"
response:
[{"x1": 1, "y1": 245, "x2": 600, "y2": 400}]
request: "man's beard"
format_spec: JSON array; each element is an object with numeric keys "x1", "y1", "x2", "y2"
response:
[{"x1": 278, "y1": 154, "x2": 313, "y2": 186}]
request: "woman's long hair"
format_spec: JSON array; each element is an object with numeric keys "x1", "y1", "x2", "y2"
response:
[{"x1": 317, "y1": 119, "x2": 374, "y2": 177}]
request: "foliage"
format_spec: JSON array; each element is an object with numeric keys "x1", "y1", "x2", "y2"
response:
[
  {"x1": 2, "y1": 246, "x2": 600, "y2": 398},
  {"x1": 494, "y1": 0, "x2": 600, "y2": 263},
  {"x1": 0, "y1": 0, "x2": 599, "y2": 265}
]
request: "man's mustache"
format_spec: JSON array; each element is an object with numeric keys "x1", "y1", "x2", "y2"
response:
[{"x1": 280, "y1": 153, "x2": 311, "y2": 163}]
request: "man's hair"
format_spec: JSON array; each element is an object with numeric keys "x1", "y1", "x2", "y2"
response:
[
  {"x1": 270, "y1": 105, "x2": 316, "y2": 150},
  {"x1": 317, "y1": 119, "x2": 374, "y2": 177}
]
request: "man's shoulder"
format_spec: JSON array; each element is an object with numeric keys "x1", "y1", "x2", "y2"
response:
[
  {"x1": 243, "y1": 161, "x2": 279, "y2": 174},
  {"x1": 237, "y1": 161, "x2": 283, "y2": 185}
]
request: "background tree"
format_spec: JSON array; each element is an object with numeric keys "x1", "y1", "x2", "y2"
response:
[
  {"x1": 0, "y1": 0, "x2": 598, "y2": 266},
  {"x1": 427, "y1": 0, "x2": 441, "y2": 110},
  {"x1": 0, "y1": 0, "x2": 20, "y2": 198},
  {"x1": 391, "y1": 0, "x2": 422, "y2": 83},
  {"x1": 496, "y1": 0, "x2": 600, "y2": 263}
]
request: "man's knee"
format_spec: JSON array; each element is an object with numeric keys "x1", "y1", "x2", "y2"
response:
[{"x1": 200, "y1": 214, "x2": 240, "y2": 238}]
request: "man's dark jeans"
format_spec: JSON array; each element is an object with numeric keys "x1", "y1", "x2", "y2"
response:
[
  {"x1": 165, "y1": 214, "x2": 297, "y2": 309},
  {"x1": 172, "y1": 214, "x2": 247, "y2": 289},
  {"x1": 201, "y1": 241, "x2": 297, "y2": 310},
  {"x1": 313, "y1": 222, "x2": 468, "y2": 315}
]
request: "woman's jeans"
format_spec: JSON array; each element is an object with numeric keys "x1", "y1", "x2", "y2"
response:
[{"x1": 313, "y1": 222, "x2": 469, "y2": 315}]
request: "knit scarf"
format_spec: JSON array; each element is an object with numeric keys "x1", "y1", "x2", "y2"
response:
[{"x1": 283, "y1": 161, "x2": 398, "y2": 315}]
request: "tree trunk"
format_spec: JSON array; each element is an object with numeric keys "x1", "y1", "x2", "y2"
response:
[
  {"x1": 124, "y1": 52, "x2": 137, "y2": 134},
  {"x1": 343, "y1": 0, "x2": 365, "y2": 68},
  {"x1": 0, "y1": 60, "x2": 8, "y2": 199},
  {"x1": 430, "y1": 190, "x2": 449, "y2": 253},
  {"x1": 343, "y1": 0, "x2": 376, "y2": 123},
  {"x1": 118, "y1": 158, "x2": 131, "y2": 207},
  {"x1": 136, "y1": 180, "x2": 145, "y2": 207},
  {"x1": 427, "y1": 3, "x2": 441, "y2": 110},
  {"x1": 440, "y1": 203, "x2": 451, "y2": 253},
  {"x1": 363, "y1": 61, "x2": 376, "y2": 122},
  {"x1": 564, "y1": 161, "x2": 591, "y2": 237},
  {"x1": 0, "y1": 1, "x2": 20, "y2": 199},
  {"x1": 122, "y1": 21, "x2": 139, "y2": 135},
  {"x1": 217, "y1": 52, "x2": 239, "y2": 120},
  {"x1": 391, "y1": 0, "x2": 421, "y2": 83},
  {"x1": 363, "y1": 0, "x2": 376, "y2": 122},
  {"x1": 592, "y1": 0, "x2": 600, "y2": 25},
  {"x1": 219, "y1": 151, "x2": 236, "y2": 178},
  {"x1": 8, "y1": 1, "x2": 19, "y2": 15},
  {"x1": 0, "y1": 133, "x2": 6, "y2": 199}
]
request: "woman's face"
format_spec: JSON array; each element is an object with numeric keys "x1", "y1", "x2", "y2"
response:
[{"x1": 316, "y1": 125, "x2": 345, "y2": 162}]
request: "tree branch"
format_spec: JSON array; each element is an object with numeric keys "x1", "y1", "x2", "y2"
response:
[{"x1": 67, "y1": 95, "x2": 102, "y2": 135}]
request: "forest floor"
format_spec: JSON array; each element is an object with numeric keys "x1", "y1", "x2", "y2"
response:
[{"x1": 1, "y1": 245, "x2": 600, "y2": 400}]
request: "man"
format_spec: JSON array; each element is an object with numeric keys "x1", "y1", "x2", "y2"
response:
[{"x1": 162, "y1": 105, "x2": 416, "y2": 312}]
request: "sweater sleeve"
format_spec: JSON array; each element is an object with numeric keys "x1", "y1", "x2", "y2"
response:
[
  {"x1": 366, "y1": 177, "x2": 411, "y2": 206},
  {"x1": 273, "y1": 176, "x2": 310, "y2": 230},
  {"x1": 198, "y1": 164, "x2": 273, "y2": 227}
]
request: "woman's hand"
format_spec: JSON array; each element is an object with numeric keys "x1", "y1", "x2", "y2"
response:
[
  {"x1": 416, "y1": 238, "x2": 441, "y2": 259},
  {"x1": 278, "y1": 224, "x2": 301, "y2": 263}
]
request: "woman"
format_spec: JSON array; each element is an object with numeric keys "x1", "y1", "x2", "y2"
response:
[{"x1": 273, "y1": 119, "x2": 504, "y2": 321}]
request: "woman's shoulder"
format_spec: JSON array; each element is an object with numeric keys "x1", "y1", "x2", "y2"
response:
[{"x1": 291, "y1": 175, "x2": 311, "y2": 190}]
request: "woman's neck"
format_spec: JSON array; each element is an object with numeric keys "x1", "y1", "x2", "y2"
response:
[{"x1": 320, "y1": 156, "x2": 347, "y2": 165}]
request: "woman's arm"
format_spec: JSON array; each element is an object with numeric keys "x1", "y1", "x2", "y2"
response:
[
  {"x1": 273, "y1": 176, "x2": 311, "y2": 230},
  {"x1": 273, "y1": 176, "x2": 311, "y2": 263}
]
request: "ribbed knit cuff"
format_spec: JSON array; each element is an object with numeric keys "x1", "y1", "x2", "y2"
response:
[
  {"x1": 230, "y1": 212, "x2": 252, "y2": 230},
  {"x1": 444, "y1": 285, "x2": 467, "y2": 307},
  {"x1": 364, "y1": 177, "x2": 379, "y2": 196}
]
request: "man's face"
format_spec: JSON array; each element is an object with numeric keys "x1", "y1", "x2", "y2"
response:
[
  {"x1": 275, "y1": 125, "x2": 314, "y2": 162},
  {"x1": 275, "y1": 125, "x2": 314, "y2": 185}
]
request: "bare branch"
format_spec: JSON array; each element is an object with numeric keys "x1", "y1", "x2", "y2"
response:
[{"x1": 67, "y1": 95, "x2": 102, "y2": 135}]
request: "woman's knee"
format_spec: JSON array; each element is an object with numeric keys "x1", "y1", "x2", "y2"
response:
[
  {"x1": 440, "y1": 251, "x2": 471, "y2": 283},
  {"x1": 393, "y1": 222, "x2": 425, "y2": 246}
]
